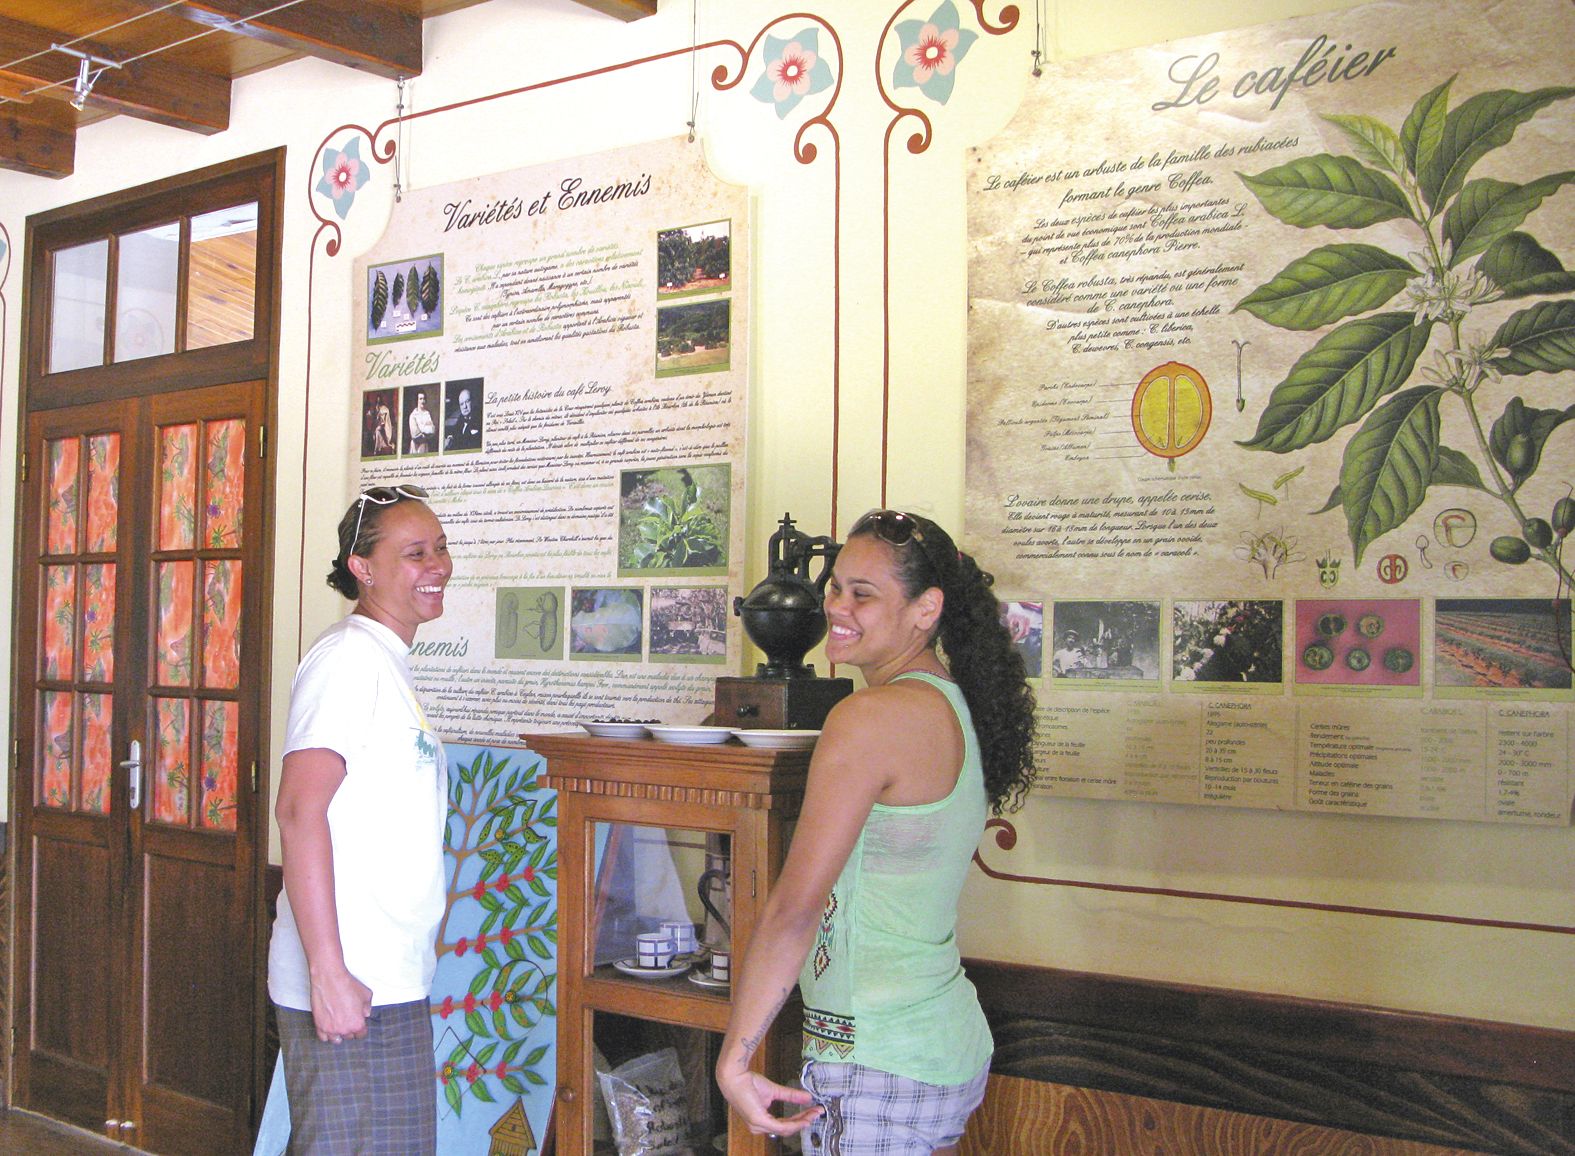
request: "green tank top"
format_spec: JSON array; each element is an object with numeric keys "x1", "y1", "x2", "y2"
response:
[{"x1": 798, "y1": 672, "x2": 993, "y2": 1084}]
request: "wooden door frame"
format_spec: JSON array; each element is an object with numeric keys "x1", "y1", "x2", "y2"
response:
[{"x1": 9, "y1": 148, "x2": 284, "y2": 1144}]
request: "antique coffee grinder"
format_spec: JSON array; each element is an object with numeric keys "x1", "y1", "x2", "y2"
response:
[{"x1": 714, "y1": 512, "x2": 853, "y2": 729}]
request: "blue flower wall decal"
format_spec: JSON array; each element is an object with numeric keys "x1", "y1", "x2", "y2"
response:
[
  {"x1": 751, "y1": 28, "x2": 835, "y2": 120},
  {"x1": 316, "y1": 136, "x2": 372, "y2": 220},
  {"x1": 893, "y1": 1, "x2": 979, "y2": 105}
]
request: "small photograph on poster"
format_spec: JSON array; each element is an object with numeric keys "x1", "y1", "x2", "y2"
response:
[
  {"x1": 656, "y1": 219, "x2": 732, "y2": 299},
  {"x1": 655, "y1": 299, "x2": 730, "y2": 377},
  {"x1": 569, "y1": 587, "x2": 644, "y2": 660},
  {"x1": 360, "y1": 388, "x2": 399, "y2": 460},
  {"x1": 442, "y1": 378, "x2": 484, "y2": 453},
  {"x1": 1172, "y1": 600, "x2": 1284, "y2": 685},
  {"x1": 403, "y1": 385, "x2": 438, "y2": 456},
  {"x1": 1293, "y1": 599, "x2": 1421, "y2": 689},
  {"x1": 1000, "y1": 600, "x2": 1044, "y2": 678},
  {"x1": 496, "y1": 586, "x2": 564, "y2": 661},
  {"x1": 1049, "y1": 601, "x2": 1160, "y2": 682},
  {"x1": 650, "y1": 586, "x2": 728, "y2": 662},
  {"x1": 618, "y1": 464, "x2": 730, "y2": 576},
  {"x1": 1434, "y1": 599, "x2": 1573, "y2": 693},
  {"x1": 367, "y1": 253, "x2": 443, "y2": 343}
]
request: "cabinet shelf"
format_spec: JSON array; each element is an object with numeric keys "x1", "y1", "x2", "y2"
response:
[{"x1": 526, "y1": 732, "x2": 807, "y2": 1156}]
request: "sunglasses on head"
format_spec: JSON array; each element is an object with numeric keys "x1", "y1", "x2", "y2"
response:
[
  {"x1": 851, "y1": 509, "x2": 950, "y2": 576},
  {"x1": 351, "y1": 483, "x2": 428, "y2": 549}
]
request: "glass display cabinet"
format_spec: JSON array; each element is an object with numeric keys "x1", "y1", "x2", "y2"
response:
[{"x1": 528, "y1": 732, "x2": 811, "y2": 1156}]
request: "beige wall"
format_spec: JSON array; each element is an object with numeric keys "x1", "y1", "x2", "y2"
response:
[{"x1": 3, "y1": 0, "x2": 1569, "y2": 1031}]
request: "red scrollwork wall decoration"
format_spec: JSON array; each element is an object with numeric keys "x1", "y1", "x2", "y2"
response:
[{"x1": 976, "y1": 816, "x2": 1575, "y2": 934}]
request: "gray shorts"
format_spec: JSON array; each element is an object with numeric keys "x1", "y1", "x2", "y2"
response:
[
  {"x1": 275, "y1": 999, "x2": 436, "y2": 1155},
  {"x1": 800, "y1": 1058, "x2": 990, "y2": 1154}
]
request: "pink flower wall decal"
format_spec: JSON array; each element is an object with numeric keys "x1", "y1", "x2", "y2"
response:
[
  {"x1": 751, "y1": 28, "x2": 835, "y2": 120},
  {"x1": 769, "y1": 41, "x2": 817, "y2": 101},
  {"x1": 905, "y1": 24, "x2": 959, "y2": 84},
  {"x1": 892, "y1": 1, "x2": 978, "y2": 105},
  {"x1": 315, "y1": 136, "x2": 372, "y2": 220}
]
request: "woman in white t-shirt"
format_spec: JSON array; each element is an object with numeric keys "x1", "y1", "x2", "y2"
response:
[{"x1": 268, "y1": 483, "x2": 451, "y2": 1154}]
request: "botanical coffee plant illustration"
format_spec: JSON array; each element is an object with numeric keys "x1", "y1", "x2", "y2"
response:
[
  {"x1": 432, "y1": 748, "x2": 558, "y2": 1116},
  {"x1": 1234, "y1": 79, "x2": 1575, "y2": 590}
]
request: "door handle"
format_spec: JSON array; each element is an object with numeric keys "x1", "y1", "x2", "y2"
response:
[{"x1": 119, "y1": 739, "x2": 142, "y2": 812}]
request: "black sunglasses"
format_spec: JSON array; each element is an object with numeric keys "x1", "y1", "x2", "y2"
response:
[
  {"x1": 352, "y1": 483, "x2": 428, "y2": 546},
  {"x1": 851, "y1": 509, "x2": 951, "y2": 578}
]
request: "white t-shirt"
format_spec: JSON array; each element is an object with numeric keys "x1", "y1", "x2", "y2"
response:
[{"x1": 268, "y1": 614, "x2": 448, "y2": 1010}]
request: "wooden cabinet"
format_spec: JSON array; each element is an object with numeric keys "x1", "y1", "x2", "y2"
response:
[{"x1": 529, "y1": 733, "x2": 809, "y2": 1156}]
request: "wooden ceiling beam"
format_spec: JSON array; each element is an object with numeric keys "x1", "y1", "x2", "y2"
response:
[
  {"x1": 0, "y1": 102, "x2": 75, "y2": 178},
  {"x1": 567, "y1": 0, "x2": 659, "y2": 19},
  {"x1": 0, "y1": 15, "x2": 230, "y2": 135},
  {"x1": 141, "y1": 1, "x2": 423, "y2": 80}
]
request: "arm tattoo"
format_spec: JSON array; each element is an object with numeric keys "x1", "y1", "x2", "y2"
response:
[{"x1": 738, "y1": 986, "x2": 792, "y2": 1064}]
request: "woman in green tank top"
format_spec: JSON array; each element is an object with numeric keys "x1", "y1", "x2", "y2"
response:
[{"x1": 717, "y1": 510, "x2": 1037, "y2": 1154}]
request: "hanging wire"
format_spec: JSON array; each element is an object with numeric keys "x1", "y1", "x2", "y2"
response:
[
  {"x1": 393, "y1": 75, "x2": 407, "y2": 202},
  {"x1": 683, "y1": 0, "x2": 696, "y2": 141},
  {"x1": 1031, "y1": 0, "x2": 1046, "y2": 77},
  {"x1": 0, "y1": 0, "x2": 311, "y2": 108}
]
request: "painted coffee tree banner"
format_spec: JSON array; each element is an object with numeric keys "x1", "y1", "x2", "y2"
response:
[
  {"x1": 352, "y1": 137, "x2": 749, "y2": 743},
  {"x1": 966, "y1": 0, "x2": 1574, "y2": 823}
]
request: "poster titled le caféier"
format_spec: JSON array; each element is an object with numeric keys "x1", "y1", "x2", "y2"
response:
[{"x1": 967, "y1": 0, "x2": 1574, "y2": 824}]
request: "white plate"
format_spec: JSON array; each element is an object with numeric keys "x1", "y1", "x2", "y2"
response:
[
  {"x1": 612, "y1": 957, "x2": 691, "y2": 979},
  {"x1": 687, "y1": 971, "x2": 731, "y2": 989},
  {"x1": 732, "y1": 729, "x2": 820, "y2": 750},
  {"x1": 580, "y1": 720, "x2": 649, "y2": 739},
  {"x1": 646, "y1": 725, "x2": 735, "y2": 745}
]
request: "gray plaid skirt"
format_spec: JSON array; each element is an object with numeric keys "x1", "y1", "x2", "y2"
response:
[
  {"x1": 800, "y1": 1058, "x2": 990, "y2": 1154},
  {"x1": 275, "y1": 999, "x2": 436, "y2": 1155}
]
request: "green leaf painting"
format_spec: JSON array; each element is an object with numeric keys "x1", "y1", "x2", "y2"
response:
[
  {"x1": 1235, "y1": 244, "x2": 1416, "y2": 330},
  {"x1": 1239, "y1": 154, "x2": 1411, "y2": 229},
  {"x1": 1236, "y1": 78, "x2": 1574, "y2": 586}
]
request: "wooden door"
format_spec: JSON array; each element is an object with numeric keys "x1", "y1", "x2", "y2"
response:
[{"x1": 13, "y1": 380, "x2": 268, "y2": 1154}]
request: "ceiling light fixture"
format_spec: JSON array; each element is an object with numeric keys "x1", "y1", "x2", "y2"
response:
[{"x1": 51, "y1": 43, "x2": 122, "y2": 111}]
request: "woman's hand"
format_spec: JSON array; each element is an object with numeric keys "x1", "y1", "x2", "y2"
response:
[
  {"x1": 309, "y1": 966, "x2": 373, "y2": 1044},
  {"x1": 716, "y1": 1067, "x2": 820, "y2": 1136}
]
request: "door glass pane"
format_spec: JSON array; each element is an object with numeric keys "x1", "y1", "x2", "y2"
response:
[
  {"x1": 187, "y1": 202, "x2": 257, "y2": 350},
  {"x1": 156, "y1": 562, "x2": 194, "y2": 686},
  {"x1": 42, "y1": 566, "x2": 76, "y2": 679},
  {"x1": 158, "y1": 423, "x2": 198, "y2": 550},
  {"x1": 152, "y1": 697, "x2": 191, "y2": 824},
  {"x1": 45, "y1": 437, "x2": 80, "y2": 555},
  {"x1": 49, "y1": 239, "x2": 108, "y2": 373},
  {"x1": 83, "y1": 563, "x2": 117, "y2": 682},
  {"x1": 85, "y1": 433, "x2": 120, "y2": 552},
  {"x1": 114, "y1": 223, "x2": 178, "y2": 362},
  {"x1": 199, "y1": 701, "x2": 238, "y2": 831},
  {"x1": 39, "y1": 691, "x2": 74, "y2": 808},
  {"x1": 202, "y1": 561, "x2": 241, "y2": 689},
  {"x1": 81, "y1": 694, "x2": 113, "y2": 815},
  {"x1": 203, "y1": 418, "x2": 246, "y2": 548}
]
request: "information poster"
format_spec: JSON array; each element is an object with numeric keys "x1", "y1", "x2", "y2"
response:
[
  {"x1": 967, "y1": 0, "x2": 1574, "y2": 823},
  {"x1": 353, "y1": 138, "x2": 749, "y2": 742}
]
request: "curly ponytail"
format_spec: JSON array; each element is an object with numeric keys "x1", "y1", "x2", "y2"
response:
[{"x1": 850, "y1": 513, "x2": 1037, "y2": 813}]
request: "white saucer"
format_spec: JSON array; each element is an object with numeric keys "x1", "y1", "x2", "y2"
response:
[
  {"x1": 580, "y1": 720, "x2": 649, "y2": 739},
  {"x1": 613, "y1": 957, "x2": 691, "y2": 979},
  {"x1": 732, "y1": 729, "x2": 820, "y2": 750},
  {"x1": 646, "y1": 725, "x2": 735, "y2": 745},
  {"x1": 687, "y1": 971, "x2": 731, "y2": 989}
]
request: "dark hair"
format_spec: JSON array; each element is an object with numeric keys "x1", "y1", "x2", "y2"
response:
[
  {"x1": 849, "y1": 513, "x2": 1037, "y2": 813},
  {"x1": 325, "y1": 489, "x2": 427, "y2": 599}
]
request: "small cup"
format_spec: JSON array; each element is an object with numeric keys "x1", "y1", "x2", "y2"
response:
[
  {"x1": 635, "y1": 932, "x2": 676, "y2": 969},
  {"x1": 709, "y1": 949, "x2": 731, "y2": 983},
  {"x1": 660, "y1": 920, "x2": 698, "y2": 957}
]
